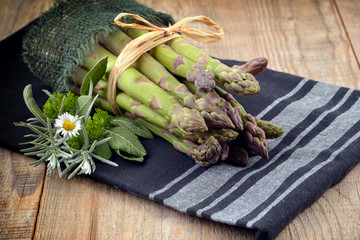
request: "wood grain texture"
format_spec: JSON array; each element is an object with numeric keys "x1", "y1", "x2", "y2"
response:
[
  {"x1": 335, "y1": 0, "x2": 360, "y2": 66},
  {"x1": 33, "y1": 174, "x2": 253, "y2": 240},
  {"x1": 0, "y1": 0, "x2": 360, "y2": 239},
  {"x1": 0, "y1": 0, "x2": 54, "y2": 41},
  {"x1": 140, "y1": 0, "x2": 360, "y2": 89},
  {"x1": 0, "y1": 1, "x2": 53, "y2": 239},
  {"x1": 0, "y1": 149, "x2": 45, "y2": 240}
]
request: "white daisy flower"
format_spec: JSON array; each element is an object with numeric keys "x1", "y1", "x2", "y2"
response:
[{"x1": 54, "y1": 112, "x2": 81, "y2": 138}]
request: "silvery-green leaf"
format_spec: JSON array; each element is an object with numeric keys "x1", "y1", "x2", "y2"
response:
[
  {"x1": 67, "y1": 163, "x2": 83, "y2": 179},
  {"x1": 80, "y1": 125, "x2": 90, "y2": 148},
  {"x1": 90, "y1": 153, "x2": 118, "y2": 166},
  {"x1": 23, "y1": 84, "x2": 47, "y2": 125},
  {"x1": 94, "y1": 137, "x2": 111, "y2": 146},
  {"x1": 76, "y1": 95, "x2": 92, "y2": 117},
  {"x1": 42, "y1": 89, "x2": 58, "y2": 101},
  {"x1": 84, "y1": 94, "x2": 99, "y2": 120},
  {"x1": 107, "y1": 127, "x2": 146, "y2": 157},
  {"x1": 21, "y1": 145, "x2": 43, "y2": 152},
  {"x1": 111, "y1": 116, "x2": 153, "y2": 139},
  {"x1": 114, "y1": 149, "x2": 144, "y2": 162},
  {"x1": 58, "y1": 95, "x2": 66, "y2": 115},
  {"x1": 80, "y1": 56, "x2": 108, "y2": 96},
  {"x1": 14, "y1": 122, "x2": 48, "y2": 138}
]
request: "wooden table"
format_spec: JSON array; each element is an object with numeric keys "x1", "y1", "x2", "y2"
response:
[{"x1": 1, "y1": 0, "x2": 360, "y2": 239}]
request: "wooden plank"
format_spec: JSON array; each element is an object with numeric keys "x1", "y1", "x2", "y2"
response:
[
  {"x1": 0, "y1": 149, "x2": 45, "y2": 239},
  {"x1": 335, "y1": 0, "x2": 360, "y2": 65},
  {"x1": 33, "y1": 174, "x2": 254, "y2": 239},
  {"x1": 0, "y1": 0, "x2": 54, "y2": 41}
]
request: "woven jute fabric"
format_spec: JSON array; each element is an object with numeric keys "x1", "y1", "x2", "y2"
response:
[{"x1": 22, "y1": 0, "x2": 174, "y2": 93}]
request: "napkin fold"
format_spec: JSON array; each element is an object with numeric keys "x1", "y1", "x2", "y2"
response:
[{"x1": 1, "y1": 24, "x2": 360, "y2": 240}]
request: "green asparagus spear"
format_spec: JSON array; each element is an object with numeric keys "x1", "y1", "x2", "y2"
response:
[
  {"x1": 232, "y1": 57, "x2": 268, "y2": 76},
  {"x1": 255, "y1": 118, "x2": 284, "y2": 139}
]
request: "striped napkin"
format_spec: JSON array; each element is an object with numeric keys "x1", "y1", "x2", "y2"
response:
[{"x1": 2, "y1": 26, "x2": 360, "y2": 240}]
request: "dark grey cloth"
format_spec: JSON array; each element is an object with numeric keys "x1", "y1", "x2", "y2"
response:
[{"x1": 1, "y1": 23, "x2": 360, "y2": 240}]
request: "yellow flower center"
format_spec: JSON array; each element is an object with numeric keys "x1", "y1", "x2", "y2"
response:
[{"x1": 63, "y1": 121, "x2": 75, "y2": 131}]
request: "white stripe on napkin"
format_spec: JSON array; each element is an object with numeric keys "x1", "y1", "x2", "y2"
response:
[
  {"x1": 149, "y1": 164, "x2": 200, "y2": 200},
  {"x1": 256, "y1": 78, "x2": 309, "y2": 119}
]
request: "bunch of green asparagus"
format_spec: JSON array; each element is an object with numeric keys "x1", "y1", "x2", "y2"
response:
[{"x1": 69, "y1": 27, "x2": 283, "y2": 167}]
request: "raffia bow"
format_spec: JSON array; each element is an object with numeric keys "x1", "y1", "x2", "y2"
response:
[{"x1": 107, "y1": 13, "x2": 224, "y2": 115}]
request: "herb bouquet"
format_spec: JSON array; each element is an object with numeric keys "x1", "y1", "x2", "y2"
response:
[{"x1": 15, "y1": 61, "x2": 154, "y2": 179}]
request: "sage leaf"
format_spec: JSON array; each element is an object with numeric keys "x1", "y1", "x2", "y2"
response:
[
  {"x1": 111, "y1": 116, "x2": 153, "y2": 139},
  {"x1": 23, "y1": 84, "x2": 47, "y2": 125},
  {"x1": 80, "y1": 56, "x2": 108, "y2": 96},
  {"x1": 107, "y1": 127, "x2": 146, "y2": 157},
  {"x1": 114, "y1": 149, "x2": 144, "y2": 162},
  {"x1": 95, "y1": 141, "x2": 112, "y2": 160},
  {"x1": 76, "y1": 95, "x2": 92, "y2": 117}
]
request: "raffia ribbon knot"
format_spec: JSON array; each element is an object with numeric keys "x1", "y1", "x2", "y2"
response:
[{"x1": 108, "y1": 13, "x2": 224, "y2": 115}]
